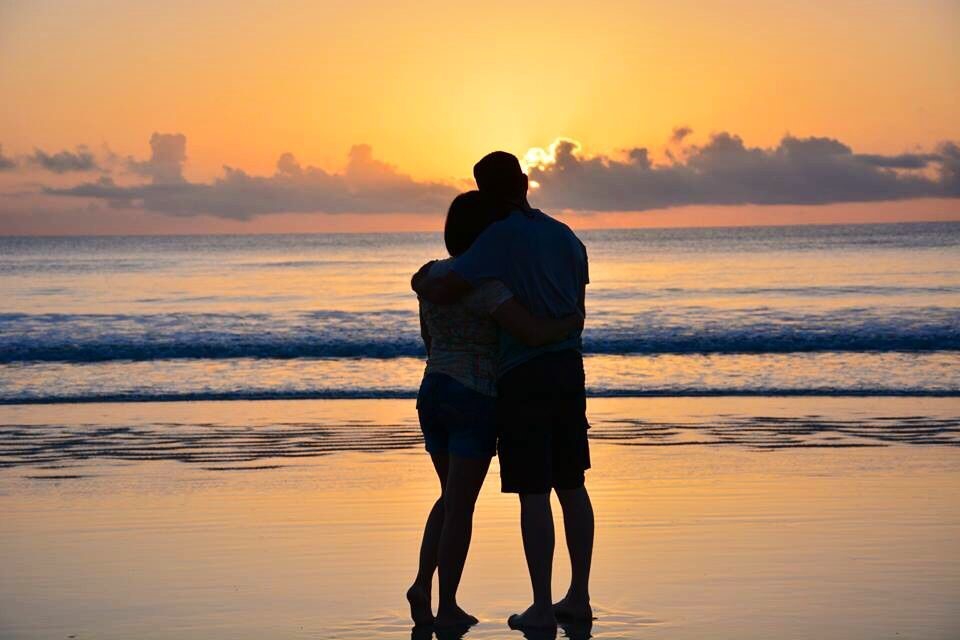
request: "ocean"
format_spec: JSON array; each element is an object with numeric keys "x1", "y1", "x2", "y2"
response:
[{"x1": 2, "y1": 221, "x2": 958, "y2": 403}]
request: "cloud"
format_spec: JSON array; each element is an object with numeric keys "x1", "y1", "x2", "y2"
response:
[
  {"x1": 526, "y1": 133, "x2": 960, "y2": 212},
  {"x1": 0, "y1": 145, "x2": 15, "y2": 171},
  {"x1": 670, "y1": 126, "x2": 693, "y2": 144},
  {"x1": 46, "y1": 133, "x2": 458, "y2": 219},
  {"x1": 34, "y1": 129, "x2": 960, "y2": 219},
  {"x1": 935, "y1": 141, "x2": 960, "y2": 190},
  {"x1": 30, "y1": 145, "x2": 99, "y2": 173},
  {"x1": 853, "y1": 152, "x2": 942, "y2": 169},
  {"x1": 127, "y1": 133, "x2": 187, "y2": 183}
]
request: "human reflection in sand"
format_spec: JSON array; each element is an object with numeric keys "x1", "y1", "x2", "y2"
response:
[
  {"x1": 410, "y1": 619, "x2": 593, "y2": 640},
  {"x1": 410, "y1": 623, "x2": 472, "y2": 640},
  {"x1": 523, "y1": 620, "x2": 594, "y2": 640}
]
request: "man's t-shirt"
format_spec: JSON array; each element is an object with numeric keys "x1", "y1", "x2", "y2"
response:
[{"x1": 451, "y1": 208, "x2": 589, "y2": 376}]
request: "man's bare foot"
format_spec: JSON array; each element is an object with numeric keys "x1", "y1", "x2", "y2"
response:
[
  {"x1": 507, "y1": 603, "x2": 557, "y2": 630},
  {"x1": 553, "y1": 594, "x2": 594, "y2": 621},
  {"x1": 434, "y1": 604, "x2": 478, "y2": 629},
  {"x1": 406, "y1": 585, "x2": 434, "y2": 627}
]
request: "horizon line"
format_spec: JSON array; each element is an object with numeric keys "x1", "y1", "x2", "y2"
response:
[{"x1": 2, "y1": 218, "x2": 958, "y2": 239}]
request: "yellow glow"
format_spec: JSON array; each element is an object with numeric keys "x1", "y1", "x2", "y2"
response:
[
  {"x1": 2, "y1": 1, "x2": 958, "y2": 180},
  {"x1": 1, "y1": 0, "x2": 959, "y2": 232},
  {"x1": 522, "y1": 138, "x2": 582, "y2": 172}
]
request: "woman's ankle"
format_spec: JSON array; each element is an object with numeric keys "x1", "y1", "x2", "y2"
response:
[{"x1": 408, "y1": 581, "x2": 431, "y2": 595}]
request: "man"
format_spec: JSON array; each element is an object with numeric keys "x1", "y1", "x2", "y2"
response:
[{"x1": 412, "y1": 151, "x2": 594, "y2": 630}]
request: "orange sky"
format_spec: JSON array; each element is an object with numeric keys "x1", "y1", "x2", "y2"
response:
[{"x1": 1, "y1": 0, "x2": 958, "y2": 234}]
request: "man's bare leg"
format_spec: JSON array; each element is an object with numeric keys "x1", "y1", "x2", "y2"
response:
[
  {"x1": 507, "y1": 492, "x2": 557, "y2": 630},
  {"x1": 553, "y1": 485, "x2": 594, "y2": 621}
]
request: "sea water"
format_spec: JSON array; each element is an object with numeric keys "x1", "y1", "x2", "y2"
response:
[{"x1": 1, "y1": 221, "x2": 958, "y2": 403}]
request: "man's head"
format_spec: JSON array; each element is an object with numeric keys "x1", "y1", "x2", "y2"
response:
[{"x1": 473, "y1": 151, "x2": 528, "y2": 203}]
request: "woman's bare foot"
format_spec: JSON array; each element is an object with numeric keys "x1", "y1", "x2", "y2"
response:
[
  {"x1": 434, "y1": 603, "x2": 478, "y2": 628},
  {"x1": 553, "y1": 594, "x2": 594, "y2": 621},
  {"x1": 406, "y1": 585, "x2": 434, "y2": 626},
  {"x1": 507, "y1": 603, "x2": 557, "y2": 630}
]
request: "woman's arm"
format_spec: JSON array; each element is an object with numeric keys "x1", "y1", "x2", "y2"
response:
[
  {"x1": 491, "y1": 298, "x2": 584, "y2": 347},
  {"x1": 418, "y1": 303, "x2": 432, "y2": 355},
  {"x1": 411, "y1": 261, "x2": 473, "y2": 304}
]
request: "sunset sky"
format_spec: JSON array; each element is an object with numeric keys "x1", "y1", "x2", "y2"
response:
[{"x1": 1, "y1": 0, "x2": 958, "y2": 234}]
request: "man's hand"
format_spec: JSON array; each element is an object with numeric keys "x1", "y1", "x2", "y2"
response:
[
  {"x1": 411, "y1": 260, "x2": 437, "y2": 295},
  {"x1": 571, "y1": 307, "x2": 585, "y2": 335}
]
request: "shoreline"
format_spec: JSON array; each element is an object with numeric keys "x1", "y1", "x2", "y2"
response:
[{"x1": 2, "y1": 218, "x2": 958, "y2": 239}]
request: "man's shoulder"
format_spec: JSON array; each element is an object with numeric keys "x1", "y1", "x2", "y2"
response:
[
  {"x1": 532, "y1": 209, "x2": 584, "y2": 246},
  {"x1": 480, "y1": 210, "x2": 533, "y2": 239},
  {"x1": 530, "y1": 208, "x2": 573, "y2": 230},
  {"x1": 498, "y1": 209, "x2": 585, "y2": 253}
]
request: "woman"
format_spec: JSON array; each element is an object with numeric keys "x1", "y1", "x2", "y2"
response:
[{"x1": 406, "y1": 191, "x2": 582, "y2": 628}]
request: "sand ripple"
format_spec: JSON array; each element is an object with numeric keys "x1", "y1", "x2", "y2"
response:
[{"x1": 2, "y1": 411, "x2": 958, "y2": 470}]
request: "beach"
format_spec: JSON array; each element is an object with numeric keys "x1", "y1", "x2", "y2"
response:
[
  {"x1": 2, "y1": 396, "x2": 958, "y2": 639},
  {"x1": 4, "y1": 0, "x2": 960, "y2": 636}
]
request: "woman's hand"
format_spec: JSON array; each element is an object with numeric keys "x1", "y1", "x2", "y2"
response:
[{"x1": 411, "y1": 260, "x2": 437, "y2": 294}]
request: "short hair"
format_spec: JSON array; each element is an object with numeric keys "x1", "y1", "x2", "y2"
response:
[
  {"x1": 443, "y1": 190, "x2": 509, "y2": 257},
  {"x1": 473, "y1": 151, "x2": 527, "y2": 200}
]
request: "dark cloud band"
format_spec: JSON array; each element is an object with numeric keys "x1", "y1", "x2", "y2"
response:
[
  {"x1": 30, "y1": 146, "x2": 99, "y2": 173},
  {"x1": 45, "y1": 134, "x2": 458, "y2": 219},
  {"x1": 529, "y1": 134, "x2": 960, "y2": 212},
  {"x1": 0, "y1": 145, "x2": 17, "y2": 171},
  {"x1": 27, "y1": 130, "x2": 960, "y2": 218}
]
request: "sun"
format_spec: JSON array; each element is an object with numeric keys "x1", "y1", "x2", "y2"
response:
[{"x1": 521, "y1": 138, "x2": 583, "y2": 173}]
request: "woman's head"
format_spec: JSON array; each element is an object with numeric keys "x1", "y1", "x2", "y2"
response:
[{"x1": 444, "y1": 190, "x2": 509, "y2": 257}]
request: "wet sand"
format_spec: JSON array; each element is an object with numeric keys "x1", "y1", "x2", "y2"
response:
[{"x1": 1, "y1": 397, "x2": 958, "y2": 639}]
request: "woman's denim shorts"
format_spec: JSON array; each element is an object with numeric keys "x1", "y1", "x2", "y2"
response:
[{"x1": 416, "y1": 372, "x2": 497, "y2": 459}]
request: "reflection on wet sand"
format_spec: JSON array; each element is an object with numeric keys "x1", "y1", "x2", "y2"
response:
[
  {"x1": 1, "y1": 397, "x2": 958, "y2": 639},
  {"x1": 2, "y1": 398, "x2": 958, "y2": 472},
  {"x1": 332, "y1": 606, "x2": 655, "y2": 640}
]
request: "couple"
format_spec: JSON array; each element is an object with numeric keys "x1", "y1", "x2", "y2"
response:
[{"x1": 406, "y1": 151, "x2": 594, "y2": 632}]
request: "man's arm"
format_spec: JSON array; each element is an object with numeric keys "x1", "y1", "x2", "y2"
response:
[
  {"x1": 411, "y1": 260, "x2": 473, "y2": 304},
  {"x1": 491, "y1": 299, "x2": 583, "y2": 347},
  {"x1": 578, "y1": 239, "x2": 589, "y2": 317}
]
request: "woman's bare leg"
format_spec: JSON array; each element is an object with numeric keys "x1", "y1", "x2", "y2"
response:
[
  {"x1": 435, "y1": 453, "x2": 491, "y2": 627},
  {"x1": 407, "y1": 453, "x2": 449, "y2": 626}
]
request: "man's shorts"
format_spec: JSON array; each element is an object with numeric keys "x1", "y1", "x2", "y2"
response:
[
  {"x1": 417, "y1": 372, "x2": 498, "y2": 459},
  {"x1": 496, "y1": 350, "x2": 591, "y2": 494}
]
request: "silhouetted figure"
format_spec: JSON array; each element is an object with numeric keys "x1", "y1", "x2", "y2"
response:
[
  {"x1": 414, "y1": 152, "x2": 594, "y2": 631},
  {"x1": 407, "y1": 191, "x2": 583, "y2": 629}
]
